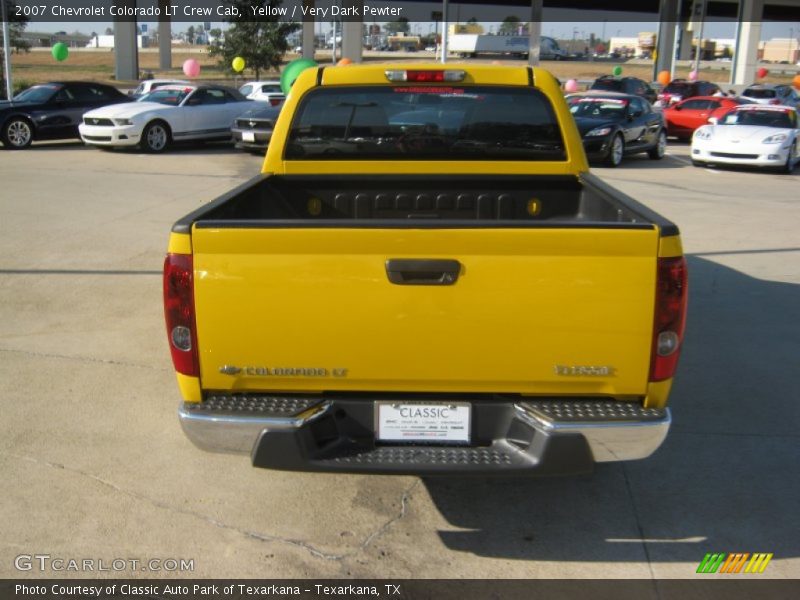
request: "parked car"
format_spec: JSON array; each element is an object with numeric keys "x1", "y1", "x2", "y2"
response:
[
  {"x1": 590, "y1": 75, "x2": 657, "y2": 104},
  {"x1": 664, "y1": 96, "x2": 751, "y2": 140},
  {"x1": 740, "y1": 84, "x2": 800, "y2": 109},
  {"x1": 79, "y1": 85, "x2": 255, "y2": 153},
  {"x1": 231, "y1": 103, "x2": 282, "y2": 152},
  {"x1": 238, "y1": 81, "x2": 285, "y2": 106},
  {"x1": 691, "y1": 105, "x2": 799, "y2": 173},
  {"x1": 656, "y1": 79, "x2": 721, "y2": 107},
  {"x1": 129, "y1": 79, "x2": 190, "y2": 99},
  {"x1": 567, "y1": 92, "x2": 667, "y2": 167},
  {"x1": 1, "y1": 81, "x2": 131, "y2": 149}
]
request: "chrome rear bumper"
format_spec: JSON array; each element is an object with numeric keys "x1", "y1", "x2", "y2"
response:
[{"x1": 179, "y1": 395, "x2": 670, "y2": 473}]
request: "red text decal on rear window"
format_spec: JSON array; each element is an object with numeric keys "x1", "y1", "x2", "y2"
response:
[{"x1": 393, "y1": 87, "x2": 465, "y2": 95}]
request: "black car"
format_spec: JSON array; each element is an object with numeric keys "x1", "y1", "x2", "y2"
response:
[
  {"x1": 231, "y1": 103, "x2": 282, "y2": 152},
  {"x1": 567, "y1": 92, "x2": 667, "y2": 167},
  {"x1": 590, "y1": 75, "x2": 658, "y2": 104},
  {"x1": 657, "y1": 79, "x2": 721, "y2": 106},
  {"x1": 0, "y1": 81, "x2": 131, "y2": 149}
]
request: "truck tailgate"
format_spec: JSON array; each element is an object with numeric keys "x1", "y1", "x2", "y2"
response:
[{"x1": 192, "y1": 226, "x2": 659, "y2": 396}]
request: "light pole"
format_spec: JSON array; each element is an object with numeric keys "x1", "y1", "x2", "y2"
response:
[
  {"x1": 2, "y1": 0, "x2": 13, "y2": 100},
  {"x1": 693, "y1": 0, "x2": 706, "y2": 76}
]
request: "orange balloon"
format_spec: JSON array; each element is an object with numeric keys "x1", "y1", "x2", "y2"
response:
[
  {"x1": 337, "y1": 58, "x2": 352, "y2": 66},
  {"x1": 657, "y1": 70, "x2": 671, "y2": 86},
  {"x1": 794, "y1": 74, "x2": 800, "y2": 90}
]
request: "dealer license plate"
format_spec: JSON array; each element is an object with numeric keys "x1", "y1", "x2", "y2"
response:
[
  {"x1": 376, "y1": 402, "x2": 471, "y2": 444},
  {"x1": 242, "y1": 131, "x2": 256, "y2": 143}
]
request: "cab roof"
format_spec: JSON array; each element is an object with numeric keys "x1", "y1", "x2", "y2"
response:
[{"x1": 316, "y1": 63, "x2": 536, "y2": 87}]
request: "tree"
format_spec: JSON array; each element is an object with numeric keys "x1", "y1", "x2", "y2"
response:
[
  {"x1": 384, "y1": 18, "x2": 410, "y2": 35},
  {"x1": 104, "y1": 27, "x2": 114, "y2": 36},
  {"x1": 1, "y1": 0, "x2": 31, "y2": 98},
  {"x1": 209, "y1": 28, "x2": 222, "y2": 42},
  {"x1": 498, "y1": 16, "x2": 521, "y2": 36},
  {"x1": 186, "y1": 26, "x2": 196, "y2": 44},
  {"x1": 208, "y1": 0, "x2": 299, "y2": 79},
  {"x1": 0, "y1": 0, "x2": 30, "y2": 53}
]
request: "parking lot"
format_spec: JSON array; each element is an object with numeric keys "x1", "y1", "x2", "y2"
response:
[{"x1": 1, "y1": 140, "x2": 798, "y2": 579}]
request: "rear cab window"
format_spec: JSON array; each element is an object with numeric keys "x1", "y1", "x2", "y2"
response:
[{"x1": 285, "y1": 85, "x2": 566, "y2": 161}]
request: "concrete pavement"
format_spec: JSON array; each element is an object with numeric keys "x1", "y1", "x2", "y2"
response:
[{"x1": 0, "y1": 141, "x2": 797, "y2": 579}]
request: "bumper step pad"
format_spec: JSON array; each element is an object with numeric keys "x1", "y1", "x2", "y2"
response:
[{"x1": 183, "y1": 394, "x2": 321, "y2": 417}]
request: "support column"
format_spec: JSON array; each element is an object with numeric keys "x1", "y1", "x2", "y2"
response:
[
  {"x1": 158, "y1": 0, "x2": 171, "y2": 71},
  {"x1": 340, "y1": 0, "x2": 362, "y2": 63},
  {"x1": 527, "y1": 0, "x2": 542, "y2": 66},
  {"x1": 302, "y1": 1, "x2": 315, "y2": 60},
  {"x1": 114, "y1": 1, "x2": 138, "y2": 81},
  {"x1": 731, "y1": 0, "x2": 763, "y2": 85},
  {"x1": 653, "y1": 0, "x2": 679, "y2": 80},
  {"x1": 677, "y1": 22, "x2": 693, "y2": 60}
]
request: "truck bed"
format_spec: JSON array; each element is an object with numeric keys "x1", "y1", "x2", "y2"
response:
[{"x1": 172, "y1": 172, "x2": 677, "y2": 234}]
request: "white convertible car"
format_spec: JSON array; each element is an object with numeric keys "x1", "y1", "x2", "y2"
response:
[
  {"x1": 79, "y1": 85, "x2": 256, "y2": 152},
  {"x1": 691, "y1": 104, "x2": 799, "y2": 173}
]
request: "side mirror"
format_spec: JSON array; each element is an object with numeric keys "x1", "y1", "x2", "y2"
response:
[{"x1": 708, "y1": 117, "x2": 718, "y2": 125}]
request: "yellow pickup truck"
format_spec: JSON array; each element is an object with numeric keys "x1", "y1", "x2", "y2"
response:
[{"x1": 164, "y1": 64, "x2": 687, "y2": 475}]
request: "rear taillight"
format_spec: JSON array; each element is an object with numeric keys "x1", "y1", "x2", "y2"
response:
[
  {"x1": 163, "y1": 253, "x2": 199, "y2": 377},
  {"x1": 269, "y1": 98, "x2": 281, "y2": 106},
  {"x1": 769, "y1": 99, "x2": 781, "y2": 105},
  {"x1": 649, "y1": 257, "x2": 688, "y2": 382}
]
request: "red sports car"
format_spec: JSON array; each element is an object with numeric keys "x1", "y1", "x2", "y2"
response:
[{"x1": 663, "y1": 96, "x2": 750, "y2": 140}]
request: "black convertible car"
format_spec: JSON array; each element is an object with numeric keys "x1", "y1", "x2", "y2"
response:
[
  {"x1": 566, "y1": 91, "x2": 667, "y2": 167},
  {"x1": 0, "y1": 81, "x2": 131, "y2": 149}
]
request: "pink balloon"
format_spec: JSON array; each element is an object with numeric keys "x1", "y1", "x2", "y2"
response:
[
  {"x1": 688, "y1": 70, "x2": 698, "y2": 81},
  {"x1": 183, "y1": 59, "x2": 201, "y2": 78},
  {"x1": 564, "y1": 79, "x2": 580, "y2": 93}
]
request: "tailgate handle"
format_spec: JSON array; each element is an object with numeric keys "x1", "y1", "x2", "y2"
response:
[{"x1": 385, "y1": 259, "x2": 461, "y2": 285}]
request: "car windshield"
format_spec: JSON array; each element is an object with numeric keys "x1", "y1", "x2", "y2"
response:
[
  {"x1": 139, "y1": 88, "x2": 191, "y2": 106},
  {"x1": 570, "y1": 98, "x2": 628, "y2": 119},
  {"x1": 722, "y1": 109, "x2": 794, "y2": 128},
  {"x1": 591, "y1": 80, "x2": 623, "y2": 92},
  {"x1": 239, "y1": 84, "x2": 253, "y2": 96},
  {"x1": 663, "y1": 82, "x2": 693, "y2": 94},
  {"x1": 286, "y1": 85, "x2": 566, "y2": 161},
  {"x1": 13, "y1": 85, "x2": 60, "y2": 103},
  {"x1": 743, "y1": 88, "x2": 777, "y2": 99}
]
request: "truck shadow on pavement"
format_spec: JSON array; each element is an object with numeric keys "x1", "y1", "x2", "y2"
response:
[{"x1": 423, "y1": 253, "x2": 800, "y2": 564}]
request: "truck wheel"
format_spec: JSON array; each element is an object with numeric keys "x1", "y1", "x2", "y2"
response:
[
  {"x1": 2, "y1": 117, "x2": 34, "y2": 149},
  {"x1": 648, "y1": 130, "x2": 667, "y2": 160},
  {"x1": 604, "y1": 134, "x2": 624, "y2": 167},
  {"x1": 691, "y1": 159, "x2": 704, "y2": 167},
  {"x1": 141, "y1": 120, "x2": 171, "y2": 153}
]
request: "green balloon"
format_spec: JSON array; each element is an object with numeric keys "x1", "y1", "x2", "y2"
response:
[
  {"x1": 612, "y1": 66, "x2": 623, "y2": 77},
  {"x1": 280, "y1": 58, "x2": 318, "y2": 95},
  {"x1": 52, "y1": 42, "x2": 69, "y2": 62}
]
